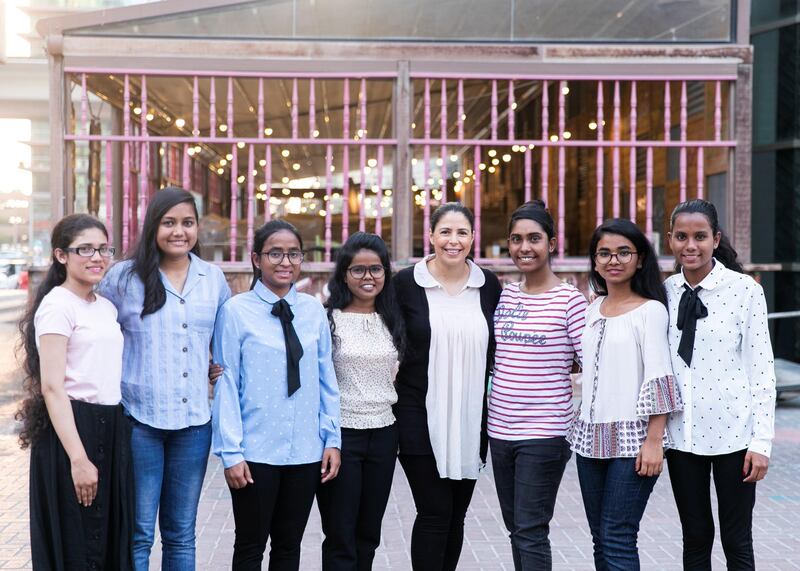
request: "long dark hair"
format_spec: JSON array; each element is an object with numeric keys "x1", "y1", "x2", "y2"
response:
[
  {"x1": 126, "y1": 187, "x2": 200, "y2": 317},
  {"x1": 250, "y1": 219, "x2": 304, "y2": 290},
  {"x1": 325, "y1": 232, "x2": 406, "y2": 359},
  {"x1": 588, "y1": 218, "x2": 667, "y2": 307},
  {"x1": 670, "y1": 199, "x2": 744, "y2": 273},
  {"x1": 17, "y1": 214, "x2": 109, "y2": 449}
]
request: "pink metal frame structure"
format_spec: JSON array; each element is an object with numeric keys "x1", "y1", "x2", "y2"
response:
[{"x1": 65, "y1": 67, "x2": 735, "y2": 262}]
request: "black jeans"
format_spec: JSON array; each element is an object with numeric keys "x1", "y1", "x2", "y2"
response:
[
  {"x1": 490, "y1": 436, "x2": 571, "y2": 571},
  {"x1": 229, "y1": 461, "x2": 320, "y2": 571},
  {"x1": 666, "y1": 449, "x2": 756, "y2": 570},
  {"x1": 398, "y1": 454, "x2": 477, "y2": 571},
  {"x1": 317, "y1": 424, "x2": 399, "y2": 571},
  {"x1": 576, "y1": 455, "x2": 658, "y2": 571}
]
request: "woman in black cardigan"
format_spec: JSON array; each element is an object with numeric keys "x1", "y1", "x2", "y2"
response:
[{"x1": 394, "y1": 202, "x2": 502, "y2": 571}]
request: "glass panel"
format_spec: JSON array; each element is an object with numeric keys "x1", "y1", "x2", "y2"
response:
[
  {"x1": 70, "y1": 0, "x2": 733, "y2": 42},
  {"x1": 752, "y1": 0, "x2": 800, "y2": 27}
]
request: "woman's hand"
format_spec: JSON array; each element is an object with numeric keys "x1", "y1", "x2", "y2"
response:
[
  {"x1": 320, "y1": 448, "x2": 341, "y2": 483},
  {"x1": 635, "y1": 438, "x2": 664, "y2": 477},
  {"x1": 743, "y1": 451, "x2": 769, "y2": 482},
  {"x1": 71, "y1": 455, "x2": 99, "y2": 507},
  {"x1": 208, "y1": 362, "x2": 224, "y2": 385},
  {"x1": 224, "y1": 461, "x2": 254, "y2": 489}
]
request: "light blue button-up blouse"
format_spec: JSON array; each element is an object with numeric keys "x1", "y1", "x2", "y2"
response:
[
  {"x1": 211, "y1": 280, "x2": 341, "y2": 468},
  {"x1": 98, "y1": 253, "x2": 231, "y2": 430}
]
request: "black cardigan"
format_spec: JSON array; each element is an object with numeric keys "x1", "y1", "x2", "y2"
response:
[{"x1": 392, "y1": 264, "x2": 502, "y2": 463}]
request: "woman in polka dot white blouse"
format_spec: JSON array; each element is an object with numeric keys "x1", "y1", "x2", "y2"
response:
[{"x1": 664, "y1": 200, "x2": 776, "y2": 570}]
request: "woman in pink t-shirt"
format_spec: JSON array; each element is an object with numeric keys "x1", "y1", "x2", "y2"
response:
[
  {"x1": 17, "y1": 214, "x2": 133, "y2": 570},
  {"x1": 490, "y1": 201, "x2": 587, "y2": 570}
]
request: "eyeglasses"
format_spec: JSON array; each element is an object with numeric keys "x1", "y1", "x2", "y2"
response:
[
  {"x1": 63, "y1": 246, "x2": 116, "y2": 258},
  {"x1": 258, "y1": 250, "x2": 304, "y2": 265},
  {"x1": 594, "y1": 250, "x2": 637, "y2": 265},
  {"x1": 347, "y1": 264, "x2": 385, "y2": 279}
]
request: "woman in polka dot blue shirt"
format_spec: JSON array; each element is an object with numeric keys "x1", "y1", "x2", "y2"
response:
[{"x1": 211, "y1": 219, "x2": 341, "y2": 570}]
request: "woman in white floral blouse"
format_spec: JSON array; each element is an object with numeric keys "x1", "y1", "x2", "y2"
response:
[{"x1": 567, "y1": 218, "x2": 682, "y2": 571}]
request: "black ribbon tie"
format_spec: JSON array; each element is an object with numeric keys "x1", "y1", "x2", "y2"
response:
[
  {"x1": 271, "y1": 298, "x2": 304, "y2": 396},
  {"x1": 676, "y1": 284, "x2": 708, "y2": 367}
]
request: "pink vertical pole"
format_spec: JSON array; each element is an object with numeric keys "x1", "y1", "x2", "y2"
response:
[
  {"x1": 192, "y1": 76, "x2": 199, "y2": 136},
  {"x1": 557, "y1": 80, "x2": 566, "y2": 259},
  {"x1": 80, "y1": 73, "x2": 88, "y2": 136},
  {"x1": 342, "y1": 79, "x2": 350, "y2": 242},
  {"x1": 457, "y1": 79, "x2": 465, "y2": 141},
  {"x1": 524, "y1": 147, "x2": 532, "y2": 203},
  {"x1": 596, "y1": 81, "x2": 604, "y2": 227},
  {"x1": 629, "y1": 81, "x2": 637, "y2": 223},
  {"x1": 376, "y1": 145, "x2": 384, "y2": 237},
  {"x1": 359, "y1": 144, "x2": 367, "y2": 232},
  {"x1": 139, "y1": 76, "x2": 148, "y2": 228},
  {"x1": 473, "y1": 145, "x2": 482, "y2": 259},
  {"x1": 209, "y1": 77, "x2": 217, "y2": 135},
  {"x1": 139, "y1": 142, "x2": 147, "y2": 231},
  {"x1": 309, "y1": 78, "x2": 316, "y2": 137},
  {"x1": 508, "y1": 80, "x2": 515, "y2": 139},
  {"x1": 541, "y1": 80, "x2": 549, "y2": 202},
  {"x1": 182, "y1": 144, "x2": 190, "y2": 190},
  {"x1": 291, "y1": 78, "x2": 299, "y2": 140},
  {"x1": 359, "y1": 79, "x2": 368, "y2": 232},
  {"x1": 230, "y1": 145, "x2": 238, "y2": 261},
  {"x1": 423, "y1": 79, "x2": 432, "y2": 255},
  {"x1": 246, "y1": 145, "x2": 255, "y2": 255},
  {"x1": 697, "y1": 147, "x2": 705, "y2": 199},
  {"x1": 360, "y1": 78, "x2": 367, "y2": 138},
  {"x1": 324, "y1": 145, "x2": 333, "y2": 261},
  {"x1": 423, "y1": 144, "x2": 431, "y2": 257},
  {"x1": 122, "y1": 75, "x2": 131, "y2": 252},
  {"x1": 258, "y1": 78, "x2": 264, "y2": 138},
  {"x1": 664, "y1": 81, "x2": 671, "y2": 141},
  {"x1": 104, "y1": 142, "x2": 112, "y2": 235},
  {"x1": 264, "y1": 145, "x2": 272, "y2": 222},
  {"x1": 227, "y1": 77, "x2": 234, "y2": 138},
  {"x1": 714, "y1": 80, "x2": 722, "y2": 141},
  {"x1": 646, "y1": 147, "x2": 653, "y2": 238},
  {"x1": 679, "y1": 80, "x2": 687, "y2": 202},
  {"x1": 440, "y1": 80, "x2": 448, "y2": 203},
  {"x1": 612, "y1": 80, "x2": 621, "y2": 218},
  {"x1": 491, "y1": 80, "x2": 498, "y2": 141}
]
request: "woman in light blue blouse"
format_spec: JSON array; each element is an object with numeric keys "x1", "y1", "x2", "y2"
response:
[
  {"x1": 212, "y1": 219, "x2": 341, "y2": 571},
  {"x1": 98, "y1": 187, "x2": 231, "y2": 571}
]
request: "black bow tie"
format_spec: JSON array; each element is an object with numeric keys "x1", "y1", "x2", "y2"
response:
[
  {"x1": 271, "y1": 299, "x2": 304, "y2": 396},
  {"x1": 676, "y1": 284, "x2": 708, "y2": 366}
]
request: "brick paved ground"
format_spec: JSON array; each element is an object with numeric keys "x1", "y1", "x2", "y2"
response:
[{"x1": 2, "y1": 320, "x2": 800, "y2": 569}]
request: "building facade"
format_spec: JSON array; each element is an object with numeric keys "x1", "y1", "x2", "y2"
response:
[{"x1": 36, "y1": 0, "x2": 755, "y2": 291}]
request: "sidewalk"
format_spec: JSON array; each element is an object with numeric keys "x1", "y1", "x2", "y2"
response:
[{"x1": 1, "y1": 321, "x2": 799, "y2": 569}]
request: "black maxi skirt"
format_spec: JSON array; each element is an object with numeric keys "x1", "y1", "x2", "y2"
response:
[{"x1": 29, "y1": 400, "x2": 134, "y2": 571}]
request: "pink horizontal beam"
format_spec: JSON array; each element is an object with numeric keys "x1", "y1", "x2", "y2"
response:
[
  {"x1": 408, "y1": 138, "x2": 735, "y2": 148},
  {"x1": 65, "y1": 134, "x2": 397, "y2": 145},
  {"x1": 66, "y1": 67, "x2": 398, "y2": 79},
  {"x1": 65, "y1": 134, "x2": 733, "y2": 149},
  {"x1": 410, "y1": 72, "x2": 738, "y2": 81}
]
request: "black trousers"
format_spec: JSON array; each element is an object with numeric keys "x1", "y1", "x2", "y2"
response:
[
  {"x1": 229, "y1": 461, "x2": 320, "y2": 571},
  {"x1": 666, "y1": 449, "x2": 757, "y2": 571},
  {"x1": 317, "y1": 424, "x2": 399, "y2": 571},
  {"x1": 398, "y1": 454, "x2": 477, "y2": 571}
]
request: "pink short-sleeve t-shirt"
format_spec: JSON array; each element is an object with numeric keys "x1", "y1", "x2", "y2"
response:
[{"x1": 34, "y1": 286, "x2": 124, "y2": 405}]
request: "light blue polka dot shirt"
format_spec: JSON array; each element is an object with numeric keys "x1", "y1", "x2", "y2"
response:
[{"x1": 211, "y1": 280, "x2": 341, "y2": 468}]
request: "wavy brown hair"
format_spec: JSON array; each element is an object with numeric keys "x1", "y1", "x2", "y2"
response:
[{"x1": 16, "y1": 214, "x2": 108, "y2": 449}]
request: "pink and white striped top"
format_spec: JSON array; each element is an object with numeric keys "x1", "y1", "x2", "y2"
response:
[{"x1": 488, "y1": 282, "x2": 587, "y2": 440}]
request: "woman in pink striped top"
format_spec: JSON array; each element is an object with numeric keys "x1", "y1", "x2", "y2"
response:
[{"x1": 489, "y1": 201, "x2": 587, "y2": 571}]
